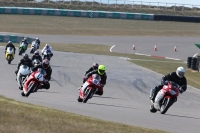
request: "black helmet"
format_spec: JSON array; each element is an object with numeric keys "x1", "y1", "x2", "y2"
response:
[
  {"x1": 34, "y1": 50, "x2": 39, "y2": 56},
  {"x1": 93, "y1": 63, "x2": 99, "y2": 69},
  {"x1": 23, "y1": 54, "x2": 29, "y2": 61}
]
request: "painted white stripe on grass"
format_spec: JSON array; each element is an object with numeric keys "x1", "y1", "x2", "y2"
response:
[
  {"x1": 135, "y1": 53, "x2": 151, "y2": 56},
  {"x1": 165, "y1": 57, "x2": 181, "y2": 60},
  {"x1": 110, "y1": 45, "x2": 115, "y2": 52}
]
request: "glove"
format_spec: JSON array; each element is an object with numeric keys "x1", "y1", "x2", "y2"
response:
[{"x1": 44, "y1": 79, "x2": 49, "y2": 84}]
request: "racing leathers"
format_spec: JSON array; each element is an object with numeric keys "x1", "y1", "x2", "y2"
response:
[
  {"x1": 15, "y1": 58, "x2": 33, "y2": 75},
  {"x1": 5, "y1": 43, "x2": 16, "y2": 54},
  {"x1": 31, "y1": 55, "x2": 42, "y2": 62},
  {"x1": 35, "y1": 39, "x2": 40, "y2": 49},
  {"x1": 150, "y1": 72, "x2": 187, "y2": 102},
  {"x1": 84, "y1": 70, "x2": 107, "y2": 95},
  {"x1": 83, "y1": 67, "x2": 98, "y2": 83}
]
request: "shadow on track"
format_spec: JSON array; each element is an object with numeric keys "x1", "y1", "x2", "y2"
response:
[{"x1": 93, "y1": 95, "x2": 128, "y2": 100}]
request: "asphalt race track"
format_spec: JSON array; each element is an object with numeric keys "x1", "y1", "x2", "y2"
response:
[{"x1": 1, "y1": 35, "x2": 200, "y2": 133}]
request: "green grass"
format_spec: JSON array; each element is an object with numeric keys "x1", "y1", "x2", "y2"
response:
[
  {"x1": 1, "y1": 15, "x2": 200, "y2": 36},
  {"x1": 0, "y1": 95, "x2": 169, "y2": 133}
]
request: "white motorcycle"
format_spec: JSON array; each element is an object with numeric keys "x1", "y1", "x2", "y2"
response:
[
  {"x1": 17, "y1": 65, "x2": 30, "y2": 90},
  {"x1": 30, "y1": 41, "x2": 39, "y2": 54}
]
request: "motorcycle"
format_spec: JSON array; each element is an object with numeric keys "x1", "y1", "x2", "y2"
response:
[
  {"x1": 30, "y1": 41, "x2": 39, "y2": 54},
  {"x1": 150, "y1": 81, "x2": 180, "y2": 114},
  {"x1": 5, "y1": 47, "x2": 14, "y2": 64},
  {"x1": 77, "y1": 74, "x2": 101, "y2": 103},
  {"x1": 42, "y1": 50, "x2": 52, "y2": 61},
  {"x1": 32, "y1": 59, "x2": 41, "y2": 67},
  {"x1": 19, "y1": 42, "x2": 27, "y2": 55},
  {"x1": 21, "y1": 68, "x2": 47, "y2": 97},
  {"x1": 17, "y1": 65, "x2": 30, "y2": 90}
]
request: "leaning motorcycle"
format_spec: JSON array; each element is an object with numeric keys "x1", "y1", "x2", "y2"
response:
[
  {"x1": 78, "y1": 74, "x2": 101, "y2": 103},
  {"x1": 17, "y1": 65, "x2": 30, "y2": 90},
  {"x1": 30, "y1": 41, "x2": 38, "y2": 54},
  {"x1": 42, "y1": 50, "x2": 52, "y2": 60},
  {"x1": 21, "y1": 68, "x2": 47, "y2": 97},
  {"x1": 19, "y1": 42, "x2": 27, "y2": 55},
  {"x1": 5, "y1": 47, "x2": 14, "y2": 64},
  {"x1": 150, "y1": 81, "x2": 181, "y2": 114}
]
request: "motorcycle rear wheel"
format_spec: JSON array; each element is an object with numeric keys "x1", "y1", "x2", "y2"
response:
[{"x1": 160, "y1": 98, "x2": 174, "y2": 114}]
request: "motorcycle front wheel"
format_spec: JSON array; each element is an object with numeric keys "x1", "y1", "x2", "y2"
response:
[
  {"x1": 160, "y1": 97, "x2": 174, "y2": 114},
  {"x1": 83, "y1": 88, "x2": 94, "y2": 103},
  {"x1": 25, "y1": 83, "x2": 37, "y2": 97}
]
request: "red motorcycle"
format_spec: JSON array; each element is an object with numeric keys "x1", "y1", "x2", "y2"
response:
[
  {"x1": 21, "y1": 68, "x2": 47, "y2": 97},
  {"x1": 78, "y1": 74, "x2": 101, "y2": 103},
  {"x1": 150, "y1": 81, "x2": 181, "y2": 114}
]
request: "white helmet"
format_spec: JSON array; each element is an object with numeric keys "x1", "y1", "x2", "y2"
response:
[{"x1": 176, "y1": 66, "x2": 185, "y2": 78}]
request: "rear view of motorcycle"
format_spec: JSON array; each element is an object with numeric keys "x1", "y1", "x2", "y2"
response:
[
  {"x1": 21, "y1": 68, "x2": 47, "y2": 97},
  {"x1": 19, "y1": 42, "x2": 27, "y2": 55},
  {"x1": 17, "y1": 65, "x2": 30, "y2": 90},
  {"x1": 150, "y1": 81, "x2": 180, "y2": 114},
  {"x1": 78, "y1": 74, "x2": 101, "y2": 103},
  {"x1": 30, "y1": 41, "x2": 38, "y2": 54},
  {"x1": 5, "y1": 47, "x2": 14, "y2": 64},
  {"x1": 42, "y1": 50, "x2": 52, "y2": 61}
]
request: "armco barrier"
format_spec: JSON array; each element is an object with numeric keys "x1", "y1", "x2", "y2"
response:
[
  {"x1": 0, "y1": 34, "x2": 35, "y2": 44},
  {"x1": 154, "y1": 14, "x2": 200, "y2": 23},
  {"x1": 0, "y1": 7, "x2": 154, "y2": 21}
]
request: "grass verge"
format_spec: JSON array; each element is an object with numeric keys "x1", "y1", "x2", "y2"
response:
[
  {"x1": 1, "y1": 15, "x2": 200, "y2": 36},
  {"x1": 0, "y1": 95, "x2": 168, "y2": 133}
]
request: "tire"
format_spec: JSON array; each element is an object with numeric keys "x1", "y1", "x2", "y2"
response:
[
  {"x1": 150, "y1": 104, "x2": 157, "y2": 113},
  {"x1": 25, "y1": 83, "x2": 37, "y2": 97},
  {"x1": 83, "y1": 88, "x2": 94, "y2": 103},
  {"x1": 187, "y1": 57, "x2": 192, "y2": 68},
  {"x1": 191, "y1": 57, "x2": 197, "y2": 70},
  {"x1": 160, "y1": 98, "x2": 174, "y2": 114},
  {"x1": 8, "y1": 60, "x2": 11, "y2": 64},
  {"x1": 77, "y1": 96, "x2": 83, "y2": 102}
]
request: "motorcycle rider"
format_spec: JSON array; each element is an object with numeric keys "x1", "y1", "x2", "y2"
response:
[
  {"x1": 35, "y1": 38, "x2": 40, "y2": 49},
  {"x1": 149, "y1": 66, "x2": 187, "y2": 103},
  {"x1": 83, "y1": 63, "x2": 99, "y2": 83},
  {"x1": 5, "y1": 41, "x2": 16, "y2": 54},
  {"x1": 31, "y1": 50, "x2": 42, "y2": 62},
  {"x1": 20, "y1": 37, "x2": 29, "y2": 50},
  {"x1": 15, "y1": 54, "x2": 33, "y2": 75},
  {"x1": 41, "y1": 44, "x2": 53, "y2": 57},
  {"x1": 31, "y1": 59, "x2": 52, "y2": 89},
  {"x1": 82, "y1": 65, "x2": 107, "y2": 96}
]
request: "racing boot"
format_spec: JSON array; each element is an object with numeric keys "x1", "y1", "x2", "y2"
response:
[{"x1": 150, "y1": 86, "x2": 157, "y2": 103}]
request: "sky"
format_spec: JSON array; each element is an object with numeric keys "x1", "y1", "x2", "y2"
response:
[{"x1": 142, "y1": 0, "x2": 200, "y2": 5}]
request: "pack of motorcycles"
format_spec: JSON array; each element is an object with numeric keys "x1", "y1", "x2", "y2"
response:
[
  {"x1": 5, "y1": 41, "x2": 181, "y2": 114},
  {"x1": 5, "y1": 41, "x2": 52, "y2": 97}
]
